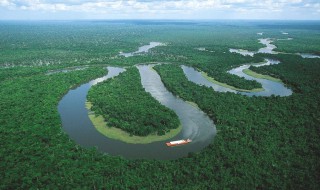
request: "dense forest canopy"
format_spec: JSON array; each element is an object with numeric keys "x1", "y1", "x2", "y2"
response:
[
  {"x1": 87, "y1": 67, "x2": 180, "y2": 136},
  {"x1": 0, "y1": 20, "x2": 319, "y2": 189}
]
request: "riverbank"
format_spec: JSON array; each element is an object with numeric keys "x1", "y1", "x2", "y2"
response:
[
  {"x1": 243, "y1": 69, "x2": 282, "y2": 83},
  {"x1": 200, "y1": 71, "x2": 264, "y2": 92},
  {"x1": 86, "y1": 102, "x2": 182, "y2": 144},
  {"x1": 186, "y1": 101, "x2": 200, "y2": 109}
]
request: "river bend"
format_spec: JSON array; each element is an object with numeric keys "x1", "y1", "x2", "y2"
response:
[{"x1": 59, "y1": 66, "x2": 216, "y2": 160}]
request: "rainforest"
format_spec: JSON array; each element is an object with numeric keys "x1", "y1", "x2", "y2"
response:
[{"x1": 0, "y1": 20, "x2": 320, "y2": 189}]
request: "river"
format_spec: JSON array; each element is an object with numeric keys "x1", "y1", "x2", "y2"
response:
[
  {"x1": 229, "y1": 38, "x2": 319, "y2": 59},
  {"x1": 182, "y1": 58, "x2": 292, "y2": 97},
  {"x1": 119, "y1": 42, "x2": 163, "y2": 57},
  {"x1": 229, "y1": 38, "x2": 278, "y2": 56},
  {"x1": 58, "y1": 40, "x2": 293, "y2": 160},
  {"x1": 58, "y1": 66, "x2": 216, "y2": 160}
]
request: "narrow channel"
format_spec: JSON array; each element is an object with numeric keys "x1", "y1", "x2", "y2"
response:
[
  {"x1": 119, "y1": 42, "x2": 162, "y2": 57},
  {"x1": 182, "y1": 58, "x2": 292, "y2": 97},
  {"x1": 229, "y1": 38, "x2": 319, "y2": 59}
]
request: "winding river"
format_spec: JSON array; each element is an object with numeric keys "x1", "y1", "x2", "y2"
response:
[
  {"x1": 229, "y1": 38, "x2": 319, "y2": 59},
  {"x1": 59, "y1": 39, "x2": 295, "y2": 160},
  {"x1": 229, "y1": 38, "x2": 278, "y2": 56},
  {"x1": 298, "y1": 53, "x2": 320, "y2": 59},
  {"x1": 119, "y1": 42, "x2": 163, "y2": 57},
  {"x1": 59, "y1": 66, "x2": 216, "y2": 160},
  {"x1": 182, "y1": 59, "x2": 292, "y2": 97}
]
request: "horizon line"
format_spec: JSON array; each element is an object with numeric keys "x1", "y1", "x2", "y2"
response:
[{"x1": 1, "y1": 18, "x2": 320, "y2": 22}]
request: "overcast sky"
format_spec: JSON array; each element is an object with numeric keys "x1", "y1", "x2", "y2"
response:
[{"x1": 0, "y1": 0, "x2": 320, "y2": 20}]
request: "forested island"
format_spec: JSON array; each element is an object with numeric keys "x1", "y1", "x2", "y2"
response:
[
  {"x1": 0, "y1": 20, "x2": 319, "y2": 189},
  {"x1": 87, "y1": 67, "x2": 181, "y2": 142}
]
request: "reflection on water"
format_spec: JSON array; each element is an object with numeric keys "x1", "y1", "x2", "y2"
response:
[
  {"x1": 182, "y1": 65, "x2": 236, "y2": 93},
  {"x1": 89, "y1": 67, "x2": 125, "y2": 86},
  {"x1": 138, "y1": 65, "x2": 215, "y2": 141},
  {"x1": 277, "y1": 38, "x2": 293, "y2": 41},
  {"x1": 298, "y1": 53, "x2": 320, "y2": 59},
  {"x1": 254, "y1": 59, "x2": 280, "y2": 67},
  {"x1": 229, "y1": 38, "x2": 278, "y2": 56},
  {"x1": 258, "y1": 38, "x2": 277, "y2": 54},
  {"x1": 119, "y1": 42, "x2": 163, "y2": 57},
  {"x1": 229, "y1": 37, "x2": 317, "y2": 59},
  {"x1": 196, "y1": 47, "x2": 206, "y2": 51},
  {"x1": 229, "y1": 49, "x2": 255, "y2": 57},
  {"x1": 182, "y1": 58, "x2": 292, "y2": 97},
  {"x1": 59, "y1": 66, "x2": 216, "y2": 160}
]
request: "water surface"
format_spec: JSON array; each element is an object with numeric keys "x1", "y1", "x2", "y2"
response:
[
  {"x1": 298, "y1": 53, "x2": 320, "y2": 59},
  {"x1": 182, "y1": 58, "x2": 292, "y2": 97},
  {"x1": 229, "y1": 38, "x2": 278, "y2": 56},
  {"x1": 229, "y1": 49, "x2": 255, "y2": 57},
  {"x1": 59, "y1": 66, "x2": 216, "y2": 160},
  {"x1": 257, "y1": 38, "x2": 278, "y2": 54},
  {"x1": 119, "y1": 42, "x2": 162, "y2": 57},
  {"x1": 229, "y1": 37, "x2": 317, "y2": 59}
]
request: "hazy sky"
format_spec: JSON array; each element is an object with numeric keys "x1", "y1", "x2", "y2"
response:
[{"x1": 0, "y1": 0, "x2": 320, "y2": 20}]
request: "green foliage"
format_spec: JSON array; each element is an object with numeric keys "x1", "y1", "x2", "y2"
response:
[
  {"x1": 250, "y1": 53, "x2": 320, "y2": 93},
  {"x1": 154, "y1": 62, "x2": 320, "y2": 189},
  {"x1": 0, "y1": 20, "x2": 320, "y2": 189},
  {"x1": 87, "y1": 67, "x2": 179, "y2": 136},
  {"x1": 0, "y1": 66, "x2": 45, "y2": 81},
  {"x1": 187, "y1": 53, "x2": 264, "y2": 90}
]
